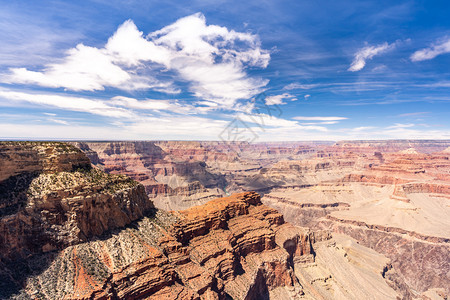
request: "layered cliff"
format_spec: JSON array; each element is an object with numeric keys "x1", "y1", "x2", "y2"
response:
[
  {"x1": 0, "y1": 142, "x2": 155, "y2": 297},
  {"x1": 6, "y1": 191, "x2": 400, "y2": 300},
  {"x1": 258, "y1": 146, "x2": 450, "y2": 298},
  {"x1": 1, "y1": 142, "x2": 406, "y2": 299},
  {"x1": 129, "y1": 140, "x2": 450, "y2": 298},
  {"x1": 4, "y1": 190, "x2": 313, "y2": 299},
  {"x1": 71, "y1": 142, "x2": 226, "y2": 210}
]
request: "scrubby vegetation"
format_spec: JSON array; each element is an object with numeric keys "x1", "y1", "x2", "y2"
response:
[
  {"x1": 27, "y1": 168, "x2": 140, "y2": 198},
  {"x1": 0, "y1": 141, "x2": 82, "y2": 154}
]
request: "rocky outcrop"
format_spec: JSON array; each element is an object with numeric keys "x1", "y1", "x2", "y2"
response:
[
  {"x1": 0, "y1": 142, "x2": 154, "y2": 261},
  {"x1": 6, "y1": 192, "x2": 316, "y2": 299},
  {"x1": 341, "y1": 173, "x2": 411, "y2": 185},
  {"x1": 1, "y1": 141, "x2": 410, "y2": 299},
  {"x1": 402, "y1": 182, "x2": 450, "y2": 194},
  {"x1": 0, "y1": 142, "x2": 91, "y2": 181}
]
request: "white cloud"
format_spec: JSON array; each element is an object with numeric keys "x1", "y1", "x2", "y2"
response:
[
  {"x1": 110, "y1": 96, "x2": 172, "y2": 110},
  {"x1": 264, "y1": 93, "x2": 296, "y2": 105},
  {"x1": 237, "y1": 113, "x2": 299, "y2": 128},
  {"x1": 300, "y1": 121, "x2": 337, "y2": 125},
  {"x1": 110, "y1": 95, "x2": 214, "y2": 114},
  {"x1": 397, "y1": 112, "x2": 430, "y2": 117},
  {"x1": 292, "y1": 116, "x2": 348, "y2": 121},
  {"x1": 0, "y1": 89, "x2": 134, "y2": 118},
  {"x1": 149, "y1": 13, "x2": 270, "y2": 108},
  {"x1": 304, "y1": 94, "x2": 310, "y2": 100},
  {"x1": 348, "y1": 42, "x2": 394, "y2": 72},
  {"x1": 49, "y1": 118, "x2": 69, "y2": 125},
  {"x1": 386, "y1": 123, "x2": 415, "y2": 129},
  {"x1": 411, "y1": 37, "x2": 450, "y2": 61},
  {"x1": 106, "y1": 20, "x2": 171, "y2": 67},
  {"x1": 351, "y1": 126, "x2": 376, "y2": 132},
  {"x1": 5, "y1": 43, "x2": 164, "y2": 92},
  {"x1": 3, "y1": 13, "x2": 270, "y2": 109},
  {"x1": 283, "y1": 83, "x2": 319, "y2": 90}
]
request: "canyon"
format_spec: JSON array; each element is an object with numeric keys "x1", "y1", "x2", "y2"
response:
[
  {"x1": 0, "y1": 140, "x2": 449, "y2": 299},
  {"x1": 71, "y1": 140, "x2": 450, "y2": 299}
]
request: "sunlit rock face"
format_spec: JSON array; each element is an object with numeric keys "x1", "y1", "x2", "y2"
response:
[
  {"x1": 2, "y1": 190, "x2": 402, "y2": 300},
  {"x1": 3, "y1": 140, "x2": 446, "y2": 298},
  {"x1": 70, "y1": 140, "x2": 450, "y2": 298},
  {"x1": 0, "y1": 143, "x2": 405, "y2": 299}
]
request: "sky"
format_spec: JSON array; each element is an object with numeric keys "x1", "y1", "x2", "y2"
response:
[{"x1": 0, "y1": 0, "x2": 449, "y2": 141}]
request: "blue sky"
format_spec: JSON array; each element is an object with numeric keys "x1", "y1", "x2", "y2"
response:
[{"x1": 0, "y1": 0, "x2": 449, "y2": 141}]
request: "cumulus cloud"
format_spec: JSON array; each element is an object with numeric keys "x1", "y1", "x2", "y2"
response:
[
  {"x1": 411, "y1": 37, "x2": 450, "y2": 61},
  {"x1": 264, "y1": 93, "x2": 296, "y2": 105},
  {"x1": 149, "y1": 13, "x2": 270, "y2": 108},
  {"x1": 348, "y1": 42, "x2": 394, "y2": 72},
  {"x1": 3, "y1": 13, "x2": 270, "y2": 109},
  {"x1": 6, "y1": 43, "x2": 164, "y2": 92}
]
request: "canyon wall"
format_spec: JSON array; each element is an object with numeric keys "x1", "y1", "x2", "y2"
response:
[
  {"x1": 0, "y1": 142, "x2": 404, "y2": 299},
  {"x1": 71, "y1": 142, "x2": 227, "y2": 210},
  {"x1": 69, "y1": 140, "x2": 450, "y2": 298}
]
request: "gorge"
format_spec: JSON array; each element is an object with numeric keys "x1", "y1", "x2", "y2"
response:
[{"x1": 0, "y1": 140, "x2": 449, "y2": 299}]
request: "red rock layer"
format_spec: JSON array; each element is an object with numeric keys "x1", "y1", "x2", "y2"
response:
[{"x1": 13, "y1": 192, "x2": 314, "y2": 299}]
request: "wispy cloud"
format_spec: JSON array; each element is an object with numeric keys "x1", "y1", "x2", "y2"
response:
[
  {"x1": 283, "y1": 83, "x2": 319, "y2": 90},
  {"x1": 49, "y1": 118, "x2": 69, "y2": 125},
  {"x1": 386, "y1": 123, "x2": 415, "y2": 129},
  {"x1": 300, "y1": 121, "x2": 337, "y2": 125},
  {"x1": 292, "y1": 116, "x2": 348, "y2": 121},
  {"x1": 397, "y1": 112, "x2": 430, "y2": 117},
  {"x1": 110, "y1": 96, "x2": 214, "y2": 114},
  {"x1": 351, "y1": 126, "x2": 376, "y2": 132},
  {"x1": 411, "y1": 37, "x2": 450, "y2": 61},
  {"x1": 0, "y1": 89, "x2": 134, "y2": 118},
  {"x1": 348, "y1": 42, "x2": 395, "y2": 72}
]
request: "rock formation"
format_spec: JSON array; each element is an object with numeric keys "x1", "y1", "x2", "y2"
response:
[
  {"x1": 71, "y1": 142, "x2": 226, "y2": 210},
  {"x1": 0, "y1": 142, "x2": 404, "y2": 299},
  {"x1": 0, "y1": 142, "x2": 154, "y2": 297},
  {"x1": 70, "y1": 140, "x2": 450, "y2": 298}
]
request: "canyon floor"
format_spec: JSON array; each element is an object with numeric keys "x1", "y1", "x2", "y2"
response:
[{"x1": 0, "y1": 140, "x2": 449, "y2": 299}]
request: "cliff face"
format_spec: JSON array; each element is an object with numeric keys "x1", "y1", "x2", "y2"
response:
[
  {"x1": 0, "y1": 142, "x2": 155, "y2": 297},
  {"x1": 1, "y1": 143, "x2": 404, "y2": 299},
  {"x1": 0, "y1": 142, "x2": 91, "y2": 182},
  {"x1": 83, "y1": 140, "x2": 450, "y2": 298},
  {"x1": 6, "y1": 192, "x2": 316, "y2": 299},
  {"x1": 71, "y1": 142, "x2": 226, "y2": 210},
  {"x1": 258, "y1": 147, "x2": 450, "y2": 298}
]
